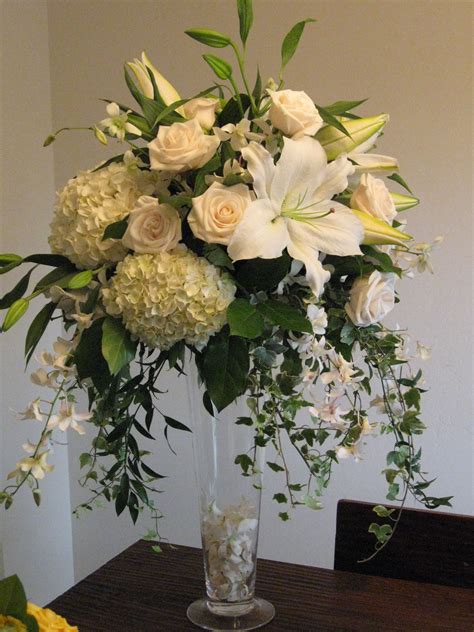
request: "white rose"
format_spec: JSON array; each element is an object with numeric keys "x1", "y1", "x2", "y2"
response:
[
  {"x1": 122, "y1": 195, "x2": 181, "y2": 253},
  {"x1": 188, "y1": 182, "x2": 253, "y2": 245},
  {"x1": 345, "y1": 271, "x2": 396, "y2": 327},
  {"x1": 148, "y1": 119, "x2": 220, "y2": 173},
  {"x1": 183, "y1": 97, "x2": 219, "y2": 129},
  {"x1": 267, "y1": 89, "x2": 323, "y2": 138},
  {"x1": 351, "y1": 173, "x2": 397, "y2": 224}
]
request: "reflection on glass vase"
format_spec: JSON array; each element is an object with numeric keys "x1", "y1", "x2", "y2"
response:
[{"x1": 186, "y1": 359, "x2": 275, "y2": 631}]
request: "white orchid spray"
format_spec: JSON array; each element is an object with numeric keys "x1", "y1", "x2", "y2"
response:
[{"x1": 0, "y1": 0, "x2": 450, "y2": 555}]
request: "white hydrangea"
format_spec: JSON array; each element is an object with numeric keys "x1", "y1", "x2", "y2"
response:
[
  {"x1": 102, "y1": 246, "x2": 236, "y2": 349},
  {"x1": 49, "y1": 158, "x2": 163, "y2": 269}
]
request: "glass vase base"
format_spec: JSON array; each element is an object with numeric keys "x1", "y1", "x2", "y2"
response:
[{"x1": 187, "y1": 597, "x2": 275, "y2": 631}]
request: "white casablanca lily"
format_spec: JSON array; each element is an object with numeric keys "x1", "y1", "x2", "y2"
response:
[{"x1": 227, "y1": 137, "x2": 364, "y2": 296}]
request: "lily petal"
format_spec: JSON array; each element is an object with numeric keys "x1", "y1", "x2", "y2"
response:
[
  {"x1": 288, "y1": 202, "x2": 363, "y2": 258},
  {"x1": 351, "y1": 153, "x2": 399, "y2": 173},
  {"x1": 313, "y1": 155, "x2": 355, "y2": 203},
  {"x1": 228, "y1": 200, "x2": 289, "y2": 261},
  {"x1": 241, "y1": 142, "x2": 276, "y2": 200},
  {"x1": 272, "y1": 136, "x2": 327, "y2": 209},
  {"x1": 286, "y1": 236, "x2": 330, "y2": 297}
]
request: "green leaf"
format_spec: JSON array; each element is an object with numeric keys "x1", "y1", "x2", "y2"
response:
[
  {"x1": 218, "y1": 93, "x2": 251, "y2": 125},
  {"x1": 185, "y1": 28, "x2": 231, "y2": 48},
  {"x1": 68, "y1": 270, "x2": 93, "y2": 290},
  {"x1": 280, "y1": 18, "x2": 316, "y2": 72},
  {"x1": 278, "y1": 511, "x2": 290, "y2": 521},
  {"x1": 102, "y1": 218, "x2": 129, "y2": 241},
  {"x1": 164, "y1": 415, "x2": 192, "y2": 432},
  {"x1": 79, "y1": 453, "x2": 92, "y2": 469},
  {"x1": 373, "y1": 504, "x2": 396, "y2": 518},
  {"x1": 387, "y1": 172, "x2": 413, "y2": 194},
  {"x1": 24, "y1": 301, "x2": 56, "y2": 364},
  {"x1": 273, "y1": 493, "x2": 288, "y2": 504},
  {"x1": 227, "y1": 299, "x2": 264, "y2": 339},
  {"x1": 124, "y1": 64, "x2": 145, "y2": 108},
  {"x1": 252, "y1": 67, "x2": 262, "y2": 103},
  {"x1": 317, "y1": 105, "x2": 351, "y2": 138},
  {"x1": 234, "y1": 453, "x2": 253, "y2": 474},
  {"x1": 2, "y1": 298, "x2": 28, "y2": 332},
  {"x1": 257, "y1": 300, "x2": 312, "y2": 333},
  {"x1": 236, "y1": 416, "x2": 253, "y2": 426},
  {"x1": 202, "y1": 330, "x2": 249, "y2": 411},
  {"x1": 340, "y1": 322, "x2": 356, "y2": 346},
  {"x1": 321, "y1": 99, "x2": 367, "y2": 115},
  {"x1": 0, "y1": 268, "x2": 34, "y2": 310},
  {"x1": 237, "y1": 0, "x2": 253, "y2": 45},
  {"x1": 202, "y1": 244, "x2": 234, "y2": 271},
  {"x1": 33, "y1": 265, "x2": 77, "y2": 291},
  {"x1": 23, "y1": 254, "x2": 70, "y2": 267},
  {"x1": 115, "y1": 474, "x2": 130, "y2": 516},
  {"x1": 303, "y1": 494, "x2": 322, "y2": 510},
  {"x1": 102, "y1": 317, "x2": 137, "y2": 376},
  {"x1": 73, "y1": 319, "x2": 110, "y2": 391},
  {"x1": 235, "y1": 253, "x2": 291, "y2": 291},
  {"x1": 0, "y1": 575, "x2": 27, "y2": 619},
  {"x1": 361, "y1": 245, "x2": 402, "y2": 276},
  {"x1": 368, "y1": 522, "x2": 393, "y2": 543},
  {"x1": 267, "y1": 461, "x2": 285, "y2": 472},
  {"x1": 141, "y1": 462, "x2": 167, "y2": 479},
  {"x1": 203, "y1": 54, "x2": 233, "y2": 80}
]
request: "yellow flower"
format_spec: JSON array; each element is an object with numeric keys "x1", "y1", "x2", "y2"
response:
[
  {"x1": 27, "y1": 603, "x2": 78, "y2": 632},
  {"x1": 0, "y1": 614, "x2": 27, "y2": 632}
]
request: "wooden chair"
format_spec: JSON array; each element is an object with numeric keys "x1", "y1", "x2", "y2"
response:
[{"x1": 334, "y1": 499, "x2": 474, "y2": 589}]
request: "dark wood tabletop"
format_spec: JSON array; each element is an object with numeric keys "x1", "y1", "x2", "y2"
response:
[{"x1": 49, "y1": 540, "x2": 473, "y2": 631}]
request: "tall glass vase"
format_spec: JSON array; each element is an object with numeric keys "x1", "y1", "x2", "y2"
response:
[{"x1": 186, "y1": 359, "x2": 275, "y2": 631}]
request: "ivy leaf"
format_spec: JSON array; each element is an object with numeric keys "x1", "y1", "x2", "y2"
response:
[
  {"x1": 237, "y1": 0, "x2": 253, "y2": 46},
  {"x1": 273, "y1": 493, "x2": 288, "y2": 504},
  {"x1": 257, "y1": 300, "x2": 312, "y2": 333},
  {"x1": 203, "y1": 243, "x2": 234, "y2": 271},
  {"x1": 227, "y1": 299, "x2": 264, "y2": 339},
  {"x1": 102, "y1": 317, "x2": 137, "y2": 376},
  {"x1": 280, "y1": 18, "x2": 316, "y2": 73},
  {"x1": 201, "y1": 330, "x2": 249, "y2": 411}
]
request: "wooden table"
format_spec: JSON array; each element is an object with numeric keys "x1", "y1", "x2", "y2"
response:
[{"x1": 49, "y1": 540, "x2": 473, "y2": 631}]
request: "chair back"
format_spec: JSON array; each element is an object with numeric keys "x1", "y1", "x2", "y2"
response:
[{"x1": 334, "y1": 499, "x2": 474, "y2": 589}]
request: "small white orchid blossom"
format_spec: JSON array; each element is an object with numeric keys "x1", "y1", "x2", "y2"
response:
[{"x1": 228, "y1": 137, "x2": 364, "y2": 296}]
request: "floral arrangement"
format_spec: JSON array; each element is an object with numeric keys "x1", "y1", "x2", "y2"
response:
[
  {"x1": 0, "y1": 0, "x2": 450, "y2": 552},
  {"x1": 0, "y1": 575, "x2": 78, "y2": 632}
]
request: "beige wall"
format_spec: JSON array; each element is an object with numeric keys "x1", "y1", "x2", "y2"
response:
[
  {"x1": 0, "y1": 0, "x2": 472, "y2": 598},
  {"x1": 0, "y1": 0, "x2": 75, "y2": 603}
]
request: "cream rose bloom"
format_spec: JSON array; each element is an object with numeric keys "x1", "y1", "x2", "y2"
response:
[
  {"x1": 188, "y1": 182, "x2": 253, "y2": 245},
  {"x1": 183, "y1": 97, "x2": 219, "y2": 129},
  {"x1": 351, "y1": 173, "x2": 397, "y2": 224},
  {"x1": 148, "y1": 118, "x2": 220, "y2": 173},
  {"x1": 345, "y1": 270, "x2": 396, "y2": 327},
  {"x1": 267, "y1": 89, "x2": 323, "y2": 138},
  {"x1": 122, "y1": 195, "x2": 181, "y2": 254}
]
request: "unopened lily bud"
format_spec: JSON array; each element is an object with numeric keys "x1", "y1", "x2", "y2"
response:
[
  {"x1": 391, "y1": 192, "x2": 419, "y2": 212},
  {"x1": 352, "y1": 209, "x2": 412, "y2": 246},
  {"x1": 350, "y1": 153, "x2": 399, "y2": 173},
  {"x1": 127, "y1": 52, "x2": 183, "y2": 114},
  {"x1": 43, "y1": 134, "x2": 56, "y2": 147},
  {"x1": 93, "y1": 127, "x2": 108, "y2": 145},
  {"x1": 316, "y1": 114, "x2": 389, "y2": 161}
]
